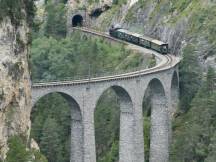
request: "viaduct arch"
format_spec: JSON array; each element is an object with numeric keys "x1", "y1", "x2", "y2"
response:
[
  {"x1": 144, "y1": 78, "x2": 169, "y2": 162},
  {"x1": 94, "y1": 85, "x2": 134, "y2": 162},
  {"x1": 31, "y1": 29, "x2": 181, "y2": 162},
  {"x1": 32, "y1": 92, "x2": 84, "y2": 162}
]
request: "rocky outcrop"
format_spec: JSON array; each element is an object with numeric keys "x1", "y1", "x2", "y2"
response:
[
  {"x1": 89, "y1": 4, "x2": 111, "y2": 18},
  {"x1": 123, "y1": 1, "x2": 189, "y2": 55},
  {"x1": 30, "y1": 138, "x2": 40, "y2": 151},
  {"x1": 0, "y1": 17, "x2": 32, "y2": 160},
  {"x1": 68, "y1": 0, "x2": 113, "y2": 10},
  {"x1": 122, "y1": 0, "x2": 216, "y2": 70}
]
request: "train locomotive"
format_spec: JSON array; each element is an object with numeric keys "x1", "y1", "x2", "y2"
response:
[{"x1": 109, "y1": 25, "x2": 169, "y2": 54}]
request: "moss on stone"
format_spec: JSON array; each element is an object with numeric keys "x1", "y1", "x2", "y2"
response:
[
  {"x1": 15, "y1": 33, "x2": 26, "y2": 55},
  {"x1": 7, "y1": 61, "x2": 24, "y2": 81},
  {"x1": 5, "y1": 105, "x2": 16, "y2": 127}
]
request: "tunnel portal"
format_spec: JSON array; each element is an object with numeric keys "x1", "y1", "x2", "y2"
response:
[{"x1": 72, "y1": 15, "x2": 84, "y2": 27}]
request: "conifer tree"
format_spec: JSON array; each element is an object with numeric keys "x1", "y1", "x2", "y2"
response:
[{"x1": 40, "y1": 117, "x2": 63, "y2": 162}]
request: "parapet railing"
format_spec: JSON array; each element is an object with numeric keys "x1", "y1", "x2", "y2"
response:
[{"x1": 32, "y1": 64, "x2": 153, "y2": 84}]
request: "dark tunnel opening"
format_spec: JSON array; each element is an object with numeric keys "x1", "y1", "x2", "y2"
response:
[
  {"x1": 89, "y1": 5, "x2": 111, "y2": 18},
  {"x1": 89, "y1": 8, "x2": 103, "y2": 17},
  {"x1": 72, "y1": 15, "x2": 83, "y2": 27}
]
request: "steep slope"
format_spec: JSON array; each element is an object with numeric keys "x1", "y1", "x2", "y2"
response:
[
  {"x1": 0, "y1": 1, "x2": 33, "y2": 160},
  {"x1": 84, "y1": 0, "x2": 216, "y2": 70},
  {"x1": 124, "y1": 0, "x2": 216, "y2": 70}
]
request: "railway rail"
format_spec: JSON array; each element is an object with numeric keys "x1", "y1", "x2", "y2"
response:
[{"x1": 33, "y1": 27, "x2": 180, "y2": 87}]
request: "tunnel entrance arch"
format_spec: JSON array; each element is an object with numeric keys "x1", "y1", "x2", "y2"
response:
[
  {"x1": 143, "y1": 78, "x2": 169, "y2": 162},
  {"x1": 94, "y1": 85, "x2": 134, "y2": 162},
  {"x1": 72, "y1": 15, "x2": 84, "y2": 27},
  {"x1": 31, "y1": 92, "x2": 84, "y2": 162}
]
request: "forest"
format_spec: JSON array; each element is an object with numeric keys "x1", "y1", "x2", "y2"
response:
[{"x1": 2, "y1": 0, "x2": 216, "y2": 162}]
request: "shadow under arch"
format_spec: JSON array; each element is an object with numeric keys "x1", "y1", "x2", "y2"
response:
[
  {"x1": 171, "y1": 71, "x2": 179, "y2": 115},
  {"x1": 32, "y1": 92, "x2": 84, "y2": 162},
  {"x1": 95, "y1": 85, "x2": 134, "y2": 162},
  {"x1": 72, "y1": 15, "x2": 83, "y2": 27},
  {"x1": 143, "y1": 78, "x2": 169, "y2": 162}
]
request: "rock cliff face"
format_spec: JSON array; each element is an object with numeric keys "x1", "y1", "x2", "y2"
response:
[
  {"x1": 122, "y1": 0, "x2": 216, "y2": 70},
  {"x1": 126, "y1": 1, "x2": 216, "y2": 70},
  {"x1": 67, "y1": 0, "x2": 139, "y2": 33},
  {"x1": 68, "y1": 0, "x2": 113, "y2": 9},
  {"x1": 0, "y1": 16, "x2": 32, "y2": 160}
]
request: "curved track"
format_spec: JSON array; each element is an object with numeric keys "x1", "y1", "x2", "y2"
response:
[{"x1": 33, "y1": 27, "x2": 180, "y2": 87}]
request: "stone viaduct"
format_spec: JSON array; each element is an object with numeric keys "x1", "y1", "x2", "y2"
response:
[{"x1": 31, "y1": 29, "x2": 180, "y2": 162}]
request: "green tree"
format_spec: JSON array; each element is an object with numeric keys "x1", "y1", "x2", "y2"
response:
[
  {"x1": 44, "y1": 2, "x2": 67, "y2": 38},
  {"x1": 179, "y1": 44, "x2": 202, "y2": 112},
  {"x1": 205, "y1": 131, "x2": 216, "y2": 162},
  {"x1": 206, "y1": 66, "x2": 216, "y2": 93},
  {"x1": 40, "y1": 117, "x2": 63, "y2": 162},
  {"x1": 95, "y1": 90, "x2": 120, "y2": 162},
  {"x1": 171, "y1": 76, "x2": 216, "y2": 162},
  {"x1": 6, "y1": 136, "x2": 31, "y2": 162},
  {"x1": 32, "y1": 150, "x2": 48, "y2": 162},
  {"x1": 31, "y1": 93, "x2": 71, "y2": 162}
]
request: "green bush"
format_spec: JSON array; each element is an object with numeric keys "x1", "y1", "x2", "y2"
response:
[
  {"x1": 5, "y1": 135, "x2": 47, "y2": 162},
  {"x1": 30, "y1": 32, "x2": 145, "y2": 82},
  {"x1": 171, "y1": 67, "x2": 216, "y2": 162},
  {"x1": 6, "y1": 136, "x2": 31, "y2": 162},
  {"x1": 44, "y1": 2, "x2": 67, "y2": 38}
]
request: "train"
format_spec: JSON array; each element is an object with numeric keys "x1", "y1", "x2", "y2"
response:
[{"x1": 109, "y1": 25, "x2": 169, "y2": 54}]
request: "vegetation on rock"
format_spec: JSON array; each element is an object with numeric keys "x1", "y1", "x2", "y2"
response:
[
  {"x1": 5, "y1": 136, "x2": 47, "y2": 162},
  {"x1": 0, "y1": 0, "x2": 35, "y2": 26}
]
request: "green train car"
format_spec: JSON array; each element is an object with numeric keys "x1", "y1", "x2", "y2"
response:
[{"x1": 109, "y1": 26, "x2": 169, "y2": 54}]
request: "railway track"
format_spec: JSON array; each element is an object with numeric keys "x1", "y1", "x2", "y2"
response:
[{"x1": 33, "y1": 28, "x2": 180, "y2": 87}]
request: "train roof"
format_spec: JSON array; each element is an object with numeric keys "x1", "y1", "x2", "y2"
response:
[
  {"x1": 117, "y1": 29, "x2": 167, "y2": 45},
  {"x1": 151, "y1": 39, "x2": 167, "y2": 45},
  {"x1": 117, "y1": 29, "x2": 141, "y2": 37},
  {"x1": 117, "y1": 28, "x2": 131, "y2": 34},
  {"x1": 139, "y1": 35, "x2": 154, "y2": 42}
]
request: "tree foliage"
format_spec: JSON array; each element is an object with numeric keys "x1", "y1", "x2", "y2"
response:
[
  {"x1": 5, "y1": 136, "x2": 47, "y2": 162},
  {"x1": 44, "y1": 2, "x2": 67, "y2": 38},
  {"x1": 171, "y1": 67, "x2": 216, "y2": 162},
  {"x1": 31, "y1": 94, "x2": 70, "y2": 162},
  {"x1": 95, "y1": 90, "x2": 120, "y2": 162},
  {"x1": 30, "y1": 32, "x2": 143, "y2": 82},
  {"x1": 179, "y1": 44, "x2": 202, "y2": 112},
  {"x1": 6, "y1": 136, "x2": 31, "y2": 162}
]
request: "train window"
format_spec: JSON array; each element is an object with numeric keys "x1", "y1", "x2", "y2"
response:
[
  {"x1": 118, "y1": 32, "x2": 124, "y2": 39},
  {"x1": 152, "y1": 43, "x2": 160, "y2": 52}
]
